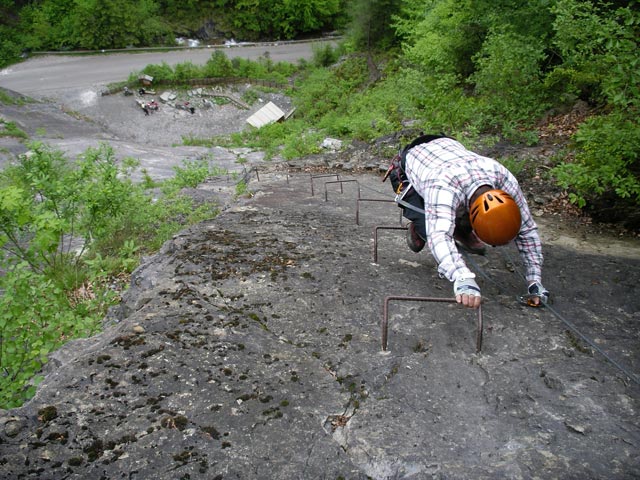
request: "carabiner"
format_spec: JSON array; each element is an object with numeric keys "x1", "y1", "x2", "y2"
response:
[{"x1": 518, "y1": 294, "x2": 543, "y2": 307}]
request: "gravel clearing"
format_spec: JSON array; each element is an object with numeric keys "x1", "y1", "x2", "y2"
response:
[
  {"x1": 79, "y1": 84, "x2": 294, "y2": 147},
  {"x1": 1, "y1": 83, "x2": 295, "y2": 183}
]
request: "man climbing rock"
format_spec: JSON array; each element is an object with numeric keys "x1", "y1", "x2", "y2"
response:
[{"x1": 386, "y1": 135, "x2": 549, "y2": 309}]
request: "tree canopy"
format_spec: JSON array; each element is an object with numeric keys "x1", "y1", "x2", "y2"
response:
[{"x1": 0, "y1": 0, "x2": 345, "y2": 55}]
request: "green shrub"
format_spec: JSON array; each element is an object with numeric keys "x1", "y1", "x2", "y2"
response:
[
  {"x1": 228, "y1": 54, "x2": 298, "y2": 83},
  {"x1": 241, "y1": 89, "x2": 260, "y2": 105},
  {"x1": 164, "y1": 158, "x2": 212, "y2": 191},
  {"x1": 0, "y1": 264, "x2": 104, "y2": 408},
  {"x1": 0, "y1": 90, "x2": 30, "y2": 106},
  {"x1": 398, "y1": 0, "x2": 481, "y2": 80},
  {"x1": 546, "y1": 1, "x2": 639, "y2": 122},
  {"x1": 235, "y1": 179, "x2": 249, "y2": 197},
  {"x1": 0, "y1": 120, "x2": 28, "y2": 139},
  {"x1": 173, "y1": 61, "x2": 204, "y2": 82},
  {"x1": 203, "y1": 50, "x2": 234, "y2": 78},
  {"x1": 278, "y1": 124, "x2": 324, "y2": 159},
  {"x1": 552, "y1": 112, "x2": 640, "y2": 208},
  {"x1": 471, "y1": 31, "x2": 550, "y2": 127},
  {"x1": 181, "y1": 135, "x2": 214, "y2": 148},
  {"x1": 0, "y1": 144, "x2": 220, "y2": 408},
  {"x1": 312, "y1": 42, "x2": 341, "y2": 67},
  {"x1": 138, "y1": 61, "x2": 175, "y2": 83},
  {"x1": 293, "y1": 56, "x2": 369, "y2": 123},
  {"x1": 0, "y1": 31, "x2": 22, "y2": 69},
  {"x1": 396, "y1": 67, "x2": 480, "y2": 135},
  {"x1": 498, "y1": 156, "x2": 526, "y2": 177}
]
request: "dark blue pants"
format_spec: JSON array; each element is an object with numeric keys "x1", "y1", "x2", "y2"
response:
[{"x1": 401, "y1": 189, "x2": 471, "y2": 242}]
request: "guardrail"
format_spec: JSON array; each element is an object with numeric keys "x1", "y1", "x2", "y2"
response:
[{"x1": 29, "y1": 36, "x2": 341, "y2": 57}]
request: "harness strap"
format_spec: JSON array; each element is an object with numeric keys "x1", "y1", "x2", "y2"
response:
[{"x1": 395, "y1": 195, "x2": 426, "y2": 215}]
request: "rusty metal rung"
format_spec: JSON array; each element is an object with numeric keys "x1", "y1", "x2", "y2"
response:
[
  {"x1": 381, "y1": 296, "x2": 483, "y2": 353},
  {"x1": 372, "y1": 225, "x2": 408, "y2": 263},
  {"x1": 310, "y1": 173, "x2": 340, "y2": 196},
  {"x1": 242, "y1": 166, "x2": 260, "y2": 182},
  {"x1": 324, "y1": 179, "x2": 360, "y2": 201}
]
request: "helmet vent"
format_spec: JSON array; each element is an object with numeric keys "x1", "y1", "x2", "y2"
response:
[{"x1": 483, "y1": 199, "x2": 489, "y2": 211}]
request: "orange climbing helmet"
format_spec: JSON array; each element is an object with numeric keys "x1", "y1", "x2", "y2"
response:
[{"x1": 470, "y1": 189, "x2": 522, "y2": 246}]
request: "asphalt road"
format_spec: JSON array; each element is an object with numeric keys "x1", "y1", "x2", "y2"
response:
[{"x1": 0, "y1": 41, "x2": 333, "y2": 97}]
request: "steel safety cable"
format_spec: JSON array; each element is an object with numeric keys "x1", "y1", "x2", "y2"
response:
[
  {"x1": 361, "y1": 175, "x2": 409, "y2": 202},
  {"x1": 460, "y1": 250, "x2": 507, "y2": 293},
  {"x1": 502, "y1": 249, "x2": 640, "y2": 387}
]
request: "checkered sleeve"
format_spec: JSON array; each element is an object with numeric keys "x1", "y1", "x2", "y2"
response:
[
  {"x1": 501, "y1": 174, "x2": 544, "y2": 283},
  {"x1": 424, "y1": 185, "x2": 475, "y2": 282}
]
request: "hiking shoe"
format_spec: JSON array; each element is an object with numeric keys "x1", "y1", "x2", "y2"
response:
[
  {"x1": 453, "y1": 229, "x2": 486, "y2": 255},
  {"x1": 406, "y1": 222, "x2": 426, "y2": 253}
]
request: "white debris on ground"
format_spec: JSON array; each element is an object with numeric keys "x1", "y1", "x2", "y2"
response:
[
  {"x1": 78, "y1": 84, "x2": 293, "y2": 147},
  {"x1": 246, "y1": 101, "x2": 285, "y2": 128},
  {"x1": 79, "y1": 90, "x2": 98, "y2": 107},
  {"x1": 174, "y1": 38, "x2": 201, "y2": 48},
  {"x1": 321, "y1": 137, "x2": 343, "y2": 151}
]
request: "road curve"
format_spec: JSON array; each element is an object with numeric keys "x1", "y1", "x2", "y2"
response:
[{"x1": 0, "y1": 41, "x2": 333, "y2": 97}]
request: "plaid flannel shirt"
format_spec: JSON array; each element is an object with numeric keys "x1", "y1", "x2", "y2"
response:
[{"x1": 404, "y1": 137, "x2": 543, "y2": 283}]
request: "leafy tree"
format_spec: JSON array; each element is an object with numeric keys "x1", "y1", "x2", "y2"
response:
[
  {"x1": 553, "y1": 113, "x2": 640, "y2": 210},
  {"x1": 204, "y1": 50, "x2": 234, "y2": 77},
  {"x1": 272, "y1": 0, "x2": 342, "y2": 38},
  {"x1": 0, "y1": 264, "x2": 103, "y2": 408},
  {"x1": 72, "y1": 0, "x2": 169, "y2": 49},
  {"x1": 15, "y1": 0, "x2": 171, "y2": 51},
  {"x1": 547, "y1": 1, "x2": 640, "y2": 211},
  {"x1": 346, "y1": 0, "x2": 403, "y2": 50},
  {"x1": 228, "y1": 0, "x2": 342, "y2": 40},
  {"x1": 398, "y1": 0, "x2": 484, "y2": 81},
  {"x1": 550, "y1": 0, "x2": 640, "y2": 107},
  {"x1": 157, "y1": 0, "x2": 222, "y2": 24},
  {"x1": 471, "y1": 30, "x2": 550, "y2": 126},
  {"x1": 19, "y1": 0, "x2": 77, "y2": 50},
  {"x1": 0, "y1": 142, "x2": 221, "y2": 407},
  {"x1": 397, "y1": 0, "x2": 555, "y2": 80},
  {"x1": 0, "y1": 29, "x2": 22, "y2": 66},
  {"x1": 0, "y1": 143, "x2": 137, "y2": 273},
  {"x1": 1, "y1": 0, "x2": 345, "y2": 63}
]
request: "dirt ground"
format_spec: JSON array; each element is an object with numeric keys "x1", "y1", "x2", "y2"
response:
[
  {"x1": 0, "y1": 84, "x2": 293, "y2": 183},
  {"x1": 0, "y1": 86, "x2": 639, "y2": 480},
  {"x1": 88, "y1": 85, "x2": 294, "y2": 146}
]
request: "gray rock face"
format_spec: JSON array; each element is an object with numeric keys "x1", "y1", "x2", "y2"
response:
[{"x1": 1, "y1": 170, "x2": 640, "y2": 480}]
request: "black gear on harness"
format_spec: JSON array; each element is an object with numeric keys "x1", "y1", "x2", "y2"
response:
[
  {"x1": 382, "y1": 134, "x2": 450, "y2": 216},
  {"x1": 382, "y1": 134, "x2": 448, "y2": 193}
]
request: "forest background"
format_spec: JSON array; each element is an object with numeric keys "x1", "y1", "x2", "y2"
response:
[{"x1": 0, "y1": 0, "x2": 639, "y2": 408}]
